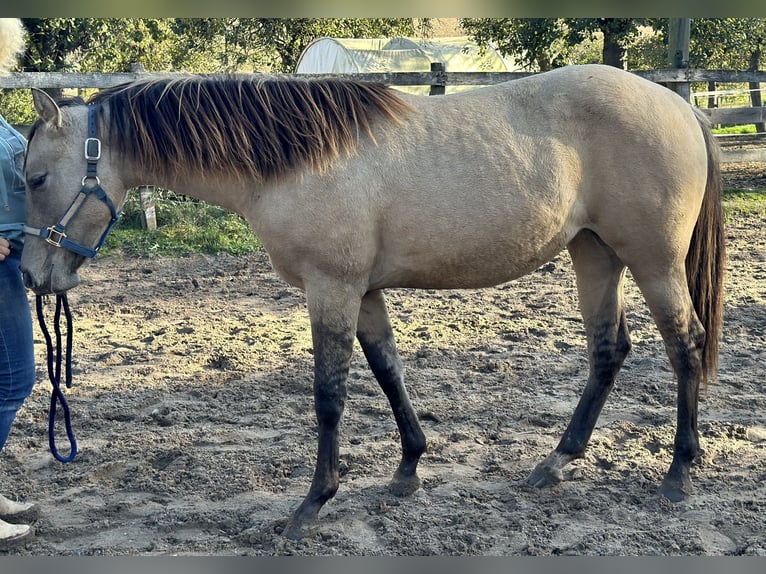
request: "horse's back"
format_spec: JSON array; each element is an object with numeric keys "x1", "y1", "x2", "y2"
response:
[
  {"x1": 369, "y1": 66, "x2": 705, "y2": 284},
  {"x1": 259, "y1": 65, "x2": 711, "y2": 293}
]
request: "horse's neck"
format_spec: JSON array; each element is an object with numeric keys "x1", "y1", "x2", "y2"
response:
[{"x1": 124, "y1": 166, "x2": 257, "y2": 216}]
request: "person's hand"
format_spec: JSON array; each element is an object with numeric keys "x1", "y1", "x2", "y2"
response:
[{"x1": 0, "y1": 237, "x2": 10, "y2": 262}]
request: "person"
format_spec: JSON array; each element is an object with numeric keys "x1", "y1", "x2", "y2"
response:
[{"x1": 0, "y1": 17, "x2": 39, "y2": 550}]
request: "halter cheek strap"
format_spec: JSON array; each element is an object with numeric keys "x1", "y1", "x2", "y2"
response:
[{"x1": 24, "y1": 105, "x2": 122, "y2": 259}]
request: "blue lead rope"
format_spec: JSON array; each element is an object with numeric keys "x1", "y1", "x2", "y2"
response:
[{"x1": 35, "y1": 294, "x2": 78, "y2": 463}]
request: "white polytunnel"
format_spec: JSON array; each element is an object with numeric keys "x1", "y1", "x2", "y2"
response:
[{"x1": 295, "y1": 36, "x2": 521, "y2": 94}]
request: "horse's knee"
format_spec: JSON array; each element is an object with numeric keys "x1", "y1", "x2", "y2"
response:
[{"x1": 314, "y1": 390, "x2": 346, "y2": 427}]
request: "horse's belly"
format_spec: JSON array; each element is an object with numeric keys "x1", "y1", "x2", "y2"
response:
[{"x1": 370, "y1": 230, "x2": 570, "y2": 290}]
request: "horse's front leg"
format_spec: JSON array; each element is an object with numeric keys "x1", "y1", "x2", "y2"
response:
[{"x1": 282, "y1": 284, "x2": 361, "y2": 540}]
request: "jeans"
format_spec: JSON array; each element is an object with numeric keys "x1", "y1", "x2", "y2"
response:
[{"x1": 0, "y1": 251, "x2": 35, "y2": 451}]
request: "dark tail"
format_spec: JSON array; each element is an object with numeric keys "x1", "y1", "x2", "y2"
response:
[{"x1": 686, "y1": 109, "x2": 726, "y2": 388}]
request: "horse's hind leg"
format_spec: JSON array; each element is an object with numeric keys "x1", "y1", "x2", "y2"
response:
[
  {"x1": 528, "y1": 230, "x2": 631, "y2": 488},
  {"x1": 631, "y1": 265, "x2": 706, "y2": 501},
  {"x1": 357, "y1": 290, "x2": 427, "y2": 496}
]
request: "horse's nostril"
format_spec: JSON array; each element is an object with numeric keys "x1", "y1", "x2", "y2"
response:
[{"x1": 21, "y1": 271, "x2": 33, "y2": 289}]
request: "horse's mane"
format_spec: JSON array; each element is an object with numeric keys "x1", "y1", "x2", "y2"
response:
[{"x1": 86, "y1": 75, "x2": 412, "y2": 183}]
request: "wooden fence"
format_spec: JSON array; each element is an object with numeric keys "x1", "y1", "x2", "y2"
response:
[{"x1": 2, "y1": 67, "x2": 765, "y2": 145}]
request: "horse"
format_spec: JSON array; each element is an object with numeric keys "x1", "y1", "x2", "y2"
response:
[{"x1": 20, "y1": 64, "x2": 725, "y2": 540}]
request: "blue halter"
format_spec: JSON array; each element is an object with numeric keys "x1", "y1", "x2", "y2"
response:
[{"x1": 24, "y1": 105, "x2": 121, "y2": 258}]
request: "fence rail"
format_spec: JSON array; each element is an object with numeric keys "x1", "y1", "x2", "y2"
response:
[{"x1": 2, "y1": 68, "x2": 766, "y2": 89}]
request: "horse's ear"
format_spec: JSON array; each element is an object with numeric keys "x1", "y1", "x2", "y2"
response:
[{"x1": 31, "y1": 88, "x2": 62, "y2": 128}]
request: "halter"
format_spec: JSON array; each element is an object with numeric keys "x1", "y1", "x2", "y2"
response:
[{"x1": 24, "y1": 105, "x2": 121, "y2": 258}]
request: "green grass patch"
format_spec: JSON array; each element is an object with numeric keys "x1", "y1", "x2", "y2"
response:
[
  {"x1": 722, "y1": 188, "x2": 766, "y2": 220},
  {"x1": 713, "y1": 125, "x2": 757, "y2": 135},
  {"x1": 101, "y1": 192, "x2": 262, "y2": 257}
]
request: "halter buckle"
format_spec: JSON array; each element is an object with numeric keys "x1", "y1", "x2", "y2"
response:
[
  {"x1": 84, "y1": 137, "x2": 101, "y2": 161},
  {"x1": 45, "y1": 227, "x2": 67, "y2": 248}
]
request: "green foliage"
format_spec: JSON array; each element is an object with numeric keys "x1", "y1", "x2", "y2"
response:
[
  {"x1": 101, "y1": 193, "x2": 262, "y2": 258},
  {"x1": 16, "y1": 18, "x2": 421, "y2": 76},
  {"x1": 460, "y1": 18, "x2": 567, "y2": 71},
  {"x1": 460, "y1": 18, "x2": 654, "y2": 70},
  {"x1": 2, "y1": 18, "x2": 424, "y2": 124},
  {"x1": 0, "y1": 89, "x2": 34, "y2": 124},
  {"x1": 688, "y1": 18, "x2": 766, "y2": 69},
  {"x1": 172, "y1": 18, "x2": 421, "y2": 73},
  {"x1": 462, "y1": 18, "x2": 766, "y2": 71}
]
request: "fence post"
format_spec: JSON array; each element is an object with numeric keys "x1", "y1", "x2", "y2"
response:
[
  {"x1": 749, "y1": 48, "x2": 765, "y2": 133},
  {"x1": 429, "y1": 62, "x2": 446, "y2": 96},
  {"x1": 667, "y1": 18, "x2": 691, "y2": 102},
  {"x1": 138, "y1": 185, "x2": 157, "y2": 231}
]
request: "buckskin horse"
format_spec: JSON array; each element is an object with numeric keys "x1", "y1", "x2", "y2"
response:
[{"x1": 20, "y1": 64, "x2": 725, "y2": 539}]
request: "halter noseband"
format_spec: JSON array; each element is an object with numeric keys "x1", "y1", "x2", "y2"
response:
[{"x1": 24, "y1": 105, "x2": 121, "y2": 259}]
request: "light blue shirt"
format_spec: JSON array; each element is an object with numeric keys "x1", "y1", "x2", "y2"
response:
[{"x1": 0, "y1": 114, "x2": 26, "y2": 252}]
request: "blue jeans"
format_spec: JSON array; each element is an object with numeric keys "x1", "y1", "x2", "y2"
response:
[{"x1": 0, "y1": 251, "x2": 35, "y2": 451}]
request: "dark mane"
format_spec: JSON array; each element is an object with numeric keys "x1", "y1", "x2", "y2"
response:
[{"x1": 87, "y1": 75, "x2": 412, "y2": 182}]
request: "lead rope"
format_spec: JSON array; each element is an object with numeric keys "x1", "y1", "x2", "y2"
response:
[{"x1": 35, "y1": 293, "x2": 77, "y2": 463}]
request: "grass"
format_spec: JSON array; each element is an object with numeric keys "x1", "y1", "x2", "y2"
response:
[
  {"x1": 722, "y1": 188, "x2": 766, "y2": 220},
  {"x1": 100, "y1": 188, "x2": 765, "y2": 258},
  {"x1": 713, "y1": 125, "x2": 758, "y2": 135},
  {"x1": 101, "y1": 192, "x2": 262, "y2": 257}
]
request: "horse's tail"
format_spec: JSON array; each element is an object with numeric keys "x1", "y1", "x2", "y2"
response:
[{"x1": 686, "y1": 108, "x2": 726, "y2": 388}]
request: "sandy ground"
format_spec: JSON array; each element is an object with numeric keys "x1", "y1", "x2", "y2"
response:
[{"x1": 1, "y1": 163, "x2": 764, "y2": 556}]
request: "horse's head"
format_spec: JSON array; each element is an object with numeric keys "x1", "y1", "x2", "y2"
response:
[{"x1": 21, "y1": 89, "x2": 127, "y2": 294}]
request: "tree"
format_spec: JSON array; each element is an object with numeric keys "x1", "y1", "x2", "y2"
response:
[
  {"x1": 2, "y1": 18, "x2": 425, "y2": 122},
  {"x1": 566, "y1": 19, "x2": 645, "y2": 68},
  {"x1": 18, "y1": 18, "x2": 180, "y2": 101},
  {"x1": 21, "y1": 18, "x2": 177, "y2": 73},
  {"x1": 461, "y1": 18, "x2": 650, "y2": 70},
  {"x1": 172, "y1": 18, "x2": 422, "y2": 73},
  {"x1": 649, "y1": 18, "x2": 766, "y2": 131},
  {"x1": 459, "y1": 18, "x2": 567, "y2": 71},
  {"x1": 18, "y1": 18, "x2": 424, "y2": 76}
]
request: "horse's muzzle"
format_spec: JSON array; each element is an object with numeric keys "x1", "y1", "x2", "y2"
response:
[{"x1": 21, "y1": 267, "x2": 79, "y2": 295}]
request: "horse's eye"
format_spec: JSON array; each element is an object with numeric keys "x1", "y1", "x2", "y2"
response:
[{"x1": 27, "y1": 173, "x2": 47, "y2": 190}]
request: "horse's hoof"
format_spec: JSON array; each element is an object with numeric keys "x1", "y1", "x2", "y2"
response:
[
  {"x1": 659, "y1": 479, "x2": 692, "y2": 503},
  {"x1": 280, "y1": 517, "x2": 319, "y2": 541},
  {"x1": 526, "y1": 463, "x2": 563, "y2": 489},
  {"x1": 389, "y1": 473, "x2": 422, "y2": 497}
]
